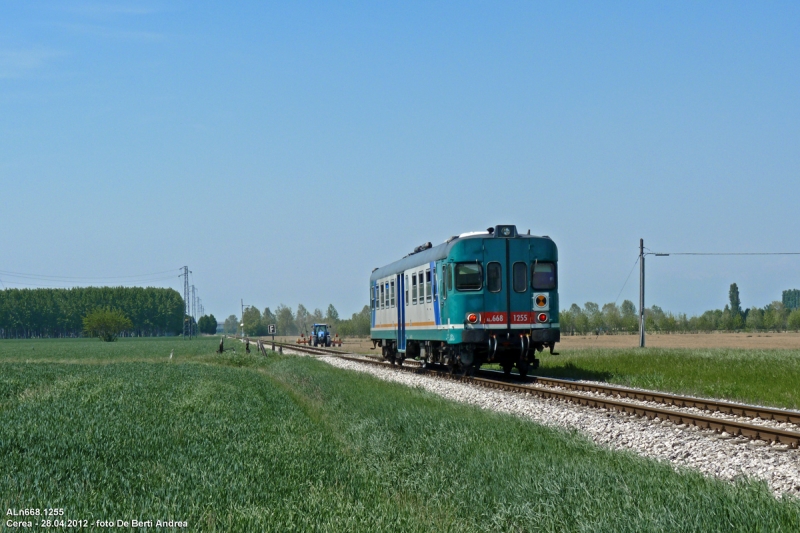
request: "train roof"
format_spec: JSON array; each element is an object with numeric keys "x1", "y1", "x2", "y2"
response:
[{"x1": 370, "y1": 226, "x2": 553, "y2": 282}]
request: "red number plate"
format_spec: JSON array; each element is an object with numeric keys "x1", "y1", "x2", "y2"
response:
[
  {"x1": 482, "y1": 312, "x2": 507, "y2": 324},
  {"x1": 511, "y1": 312, "x2": 532, "y2": 324}
]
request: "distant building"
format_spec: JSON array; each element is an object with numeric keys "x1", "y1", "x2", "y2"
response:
[{"x1": 783, "y1": 289, "x2": 800, "y2": 310}]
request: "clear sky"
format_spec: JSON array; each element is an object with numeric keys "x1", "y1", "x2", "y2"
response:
[{"x1": 2, "y1": 1, "x2": 799, "y2": 320}]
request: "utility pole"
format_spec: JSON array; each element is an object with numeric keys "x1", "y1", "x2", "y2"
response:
[
  {"x1": 639, "y1": 238, "x2": 645, "y2": 348},
  {"x1": 182, "y1": 266, "x2": 191, "y2": 339},
  {"x1": 192, "y1": 285, "x2": 196, "y2": 338},
  {"x1": 241, "y1": 299, "x2": 244, "y2": 338}
]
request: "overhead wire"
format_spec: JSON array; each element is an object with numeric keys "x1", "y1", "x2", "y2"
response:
[
  {"x1": 613, "y1": 256, "x2": 640, "y2": 306},
  {"x1": 0, "y1": 267, "x2": 181, "y2": 282},
  {"x1": 649, "y1": 252, "x2": 800, "y2": 256}
]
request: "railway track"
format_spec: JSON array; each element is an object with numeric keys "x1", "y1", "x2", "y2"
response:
[{"x1": 249, "y1": 338, "x2": 800, "y2": 449}]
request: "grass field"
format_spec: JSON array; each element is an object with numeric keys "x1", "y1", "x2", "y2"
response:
[
  {"x1": 532, "y1": 347, "x2": 800, "y2": 410},
  {"x1": 1, "y1": 337, "x2": 799, "y2": 531}
]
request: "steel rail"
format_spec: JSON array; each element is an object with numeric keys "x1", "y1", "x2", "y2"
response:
[
  {"x1": 526, "y1": 375, "x2": 800, "y2": 425},
  {"x1": 258, "y1": 340, "x2": 800, "y2": 448}
]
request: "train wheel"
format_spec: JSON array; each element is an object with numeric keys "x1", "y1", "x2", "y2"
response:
[{"x1": 517, "y1": 359, "x2": 530, "y2": 379}]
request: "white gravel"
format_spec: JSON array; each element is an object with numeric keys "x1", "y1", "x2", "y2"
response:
[
  {"x1": 318, "y1": 355, "x2": 800, "y2": 499},
  {"x1": 542, "y1": 383, "x2": 800, "y2": 433}
]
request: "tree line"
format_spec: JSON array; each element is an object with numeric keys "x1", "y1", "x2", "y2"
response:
[
  {"x1": 222, "y1": 304, "x2": 371, "y2": 337},
  {"x1": 0, "y1": 287, "x2": 185, "y2": 338},
  {"x1": 561, "y1": 284, "x2": 800, "y2": 335}
]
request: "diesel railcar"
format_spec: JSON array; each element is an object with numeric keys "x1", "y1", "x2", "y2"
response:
[{"x1": 370, "y1": 224, "x2": 559, "y2": 377}]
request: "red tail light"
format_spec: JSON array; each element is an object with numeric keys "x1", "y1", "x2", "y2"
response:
[
  {"x1": 467, "y1": 313, "x2": 479, "y2": 324},
  {"x1": 537, "y1": 313, "x2": 548, "y2": 323}
]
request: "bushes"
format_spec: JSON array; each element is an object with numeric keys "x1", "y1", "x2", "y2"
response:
[{"x1": 83, "y1": 309, "x2": 133, "y2": 342}]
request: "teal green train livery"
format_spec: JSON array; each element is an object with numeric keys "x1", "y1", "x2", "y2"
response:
[{"x1": 370, "y1": 225, "x2": 559, "y2": 376}]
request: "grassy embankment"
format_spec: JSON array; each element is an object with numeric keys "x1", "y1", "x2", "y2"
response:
[
  {"x1": 531, "y1": 347, "x2": 800, "y2": 410},
  {"x1": 1, "y1": 337, "x2": 799, "y2": 531}
]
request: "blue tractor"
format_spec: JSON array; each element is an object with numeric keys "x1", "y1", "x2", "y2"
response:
[{"x1": 311, "y1": 323, "x2": 332, "y2": 347}]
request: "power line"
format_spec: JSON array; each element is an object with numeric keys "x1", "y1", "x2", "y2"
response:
[
  {"x1": 0, "y1": 268, "x2": 181, "y2": 281},
  {"x1": 0, "y1": 278, "x2": 179, "y2": 288},
  {"x1": 613, "y1": 256, "x2": 640, "y2": 306},
  {"x1": 646, "y1": 252, "x2": 800, "y2": 256}
]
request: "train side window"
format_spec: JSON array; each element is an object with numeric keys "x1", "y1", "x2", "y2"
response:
[
  {"x1": 380, "y1": 283, "x2": 385, "y2": 309},
  {"x1": 513, "y1": 262, "x2": 527, "y2": 293},
  {"x1": 390, "y1": 280, "x2": 395, "y2": 307},
  {"x1": 455, "y1": 263, "x2": 483, "y2": 291},
  {"x1": 412, "y1": 274, "x2": 417, "y2": 305},
  {"x1": 419, "y1": 270, "x2": 425, "y2": 304},
  {"x1": 405, "y1": 275, "x2": 409, "y2": 306},
  {"x1": 425, "y1": 269, "x2": 432, "y2": 302},
  {"x1": 370, "y1": 286, "x2": 374, "y2": 310},
  {"x1": 441, "y1": 267, "x2": 447, "y2": 300},
  {"x1": 532, "y1": 262, "x2": 557, "y2": 290},
  {"x1": 446, "y1": 264, "x2": 453, "y2": 292},
  {"x1": 487, "y1": 262, "x2": 502, "y2": 293}
]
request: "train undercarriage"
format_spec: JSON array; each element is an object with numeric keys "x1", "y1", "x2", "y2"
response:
[{"x1": 376, "y1": 332, "x2": 558, "y2": 378}]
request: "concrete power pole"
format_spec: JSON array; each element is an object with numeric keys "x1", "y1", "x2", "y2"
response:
[
  {"x1": 182, "y1": 266, "x2": 191, "y2": 339},
  {"x1": 639, "y1": 238, "x2": 645, "y2": 348},
  {"x1": 191, "y1": 285, "x2": 197, "y2": 338}
]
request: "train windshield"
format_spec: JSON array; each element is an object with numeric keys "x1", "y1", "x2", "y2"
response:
[
  {"x1": 455, "y1": 263, "x2": 483, "y2": 291},
  {"x1": 513, "y1": 262, "x2": 527, "y2": 292},
  {"x1": 487, "y1": 262, "x2": 502, "y2": 293},
  {"x1": 532, "y1": 262, "x2": 557, "y2": 290}
]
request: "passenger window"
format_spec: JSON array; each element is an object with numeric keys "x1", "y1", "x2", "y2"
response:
[
  {"x1": 405, "y1": 275, "x2": 409, "y2": 306},
  {"x1": 441, "y1": 268, "x2": 447, "y2": 300},
  {"x1": 425, "y1": 269, "x2": 432, "y2": 302},
  {"x1": 390, "y1": 280, "x2": 395, "y2": 307},
  {"x1": 455, "y1": 263, "x2": 483, "y2": 291},
  {"x1": 532, "y1": 262, "x2": 557, "y2": 290},
  {"x1": 380, "y1": 283, "x2": 385, "y2": 308},
  {"x1": 513, "y1": 262, "x2": 527, "y2": 293},
  {"x1": 371, "y1": 286, "x2": 374, "y2": 309},
  {"x1": 487, "y1": 262, "x2": 502, "y2": 293},
  {"x1": 412, "y1": 274, "x2": 417, "y2": 305},
  {"x1": 419, "y1": 270, "x2": 425, "y2": 304}
]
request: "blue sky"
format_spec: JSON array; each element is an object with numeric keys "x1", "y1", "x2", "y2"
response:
[{"x1": 1, "y1": 1, "x2": 798, "y2": 320}]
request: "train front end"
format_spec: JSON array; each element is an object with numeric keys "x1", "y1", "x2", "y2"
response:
[{"x1": 440, "y1": 225, "x2": 559, "y2": 376}]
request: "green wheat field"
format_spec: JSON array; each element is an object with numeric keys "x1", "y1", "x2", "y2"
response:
[{"x1": 1, "y1": 337, "x2": 799, "y2": 531}]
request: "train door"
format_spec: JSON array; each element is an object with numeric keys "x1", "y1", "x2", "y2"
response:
[
  {"x1": 396, "y1": 273, "x2": 406, "y2": 352},
  {"x1": 483, "y1": 238, "x2": 507, "y2": 327},
  {"x1": 439, "y1": 263, "x2": 451, "y2": 326},
  {"x1": 508, "y1": 242, "x2": 531, "y2": 328}
]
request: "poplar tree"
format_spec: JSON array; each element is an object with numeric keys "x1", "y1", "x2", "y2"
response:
[{"x1": 729, "y1": 283, "x2": 742, "y2": 316}]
